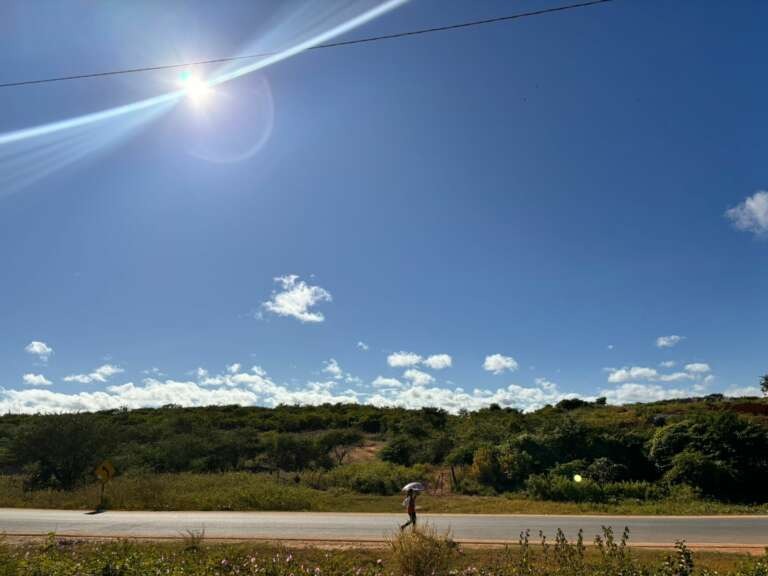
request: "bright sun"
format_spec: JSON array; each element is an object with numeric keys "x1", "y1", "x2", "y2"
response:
[{"x1": 178, "y1": 70, "x2": 212, "y2": 104}]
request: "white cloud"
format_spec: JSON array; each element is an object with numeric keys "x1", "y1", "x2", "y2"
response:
[
  {"x1": 369, "y1": 378, "x2": 583, "y2": 413},
  {"x1": 684, "y1": 362, "x2": 711, "y2": 374},
  {"x1": 422, "y1": 354, "x2": 452, "y2": 370},
  {"x1": 600, "y1": 383, "x2": 689, "y2": 404},
  {"x1": 656, "y1": 335, "x2": 684, "y2": 348},
  {"x1": 607, "y1": 366, "x2": 659, "y2": 383},
  {"x1": 226, "y1": 363, "x2": 241, "y2": 374},
  {"x1": 659, "y1": 361, "x2": 676, "y2": 368},
  {"x1": 25, "y1": 341, "x2": 53, "y2": 361},
  {"x1": 658, "y1": 371, "x2": 694, "y2": 382},
  {"x1": 725, "y1": 191, "x2": 768, "y2": 237},
  {"x1": 483, "y1": 354, "x2": 518, "y2": 375},
  {"x1": 262, "y1": 275, "x2": 331, "y2": 323},
  {"x1": 356, "y1": 341, "x2": 369, "y2": 351},
  {"x1": 724, "y1": 386, "x2": 762, "y2": 398},
  {"x1": 387, "y1": 351, "x2": 422, "y2": 368},
  {"x1": 63, "y1": 364, "x2": 123, "y2": 384},
  {"x1": 372, "y1": 376, "x2": 402, "y2": 389},
  {"x1": 403, "y1": 368, "x2": 435, "y2": 387},
  {"x1": 322, "y1": 358, "x2": 343, "y2": 379},
  {"x1": 534, "y1": 377, "x2": 557, "y2": 391},
  {"x1": 22, "y1": 373, "x2": 52, "y2": 386}
]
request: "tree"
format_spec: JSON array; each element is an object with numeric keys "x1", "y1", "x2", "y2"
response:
[
  {"x1": 12, "y1": 414, "x2": 107, "y2": 489},
  {"x1": 318, "y1": 430, "x2": 363, "y2": 466},
  {"x1": 761, "y1": 374, "x2": 768, "y2": 396}
]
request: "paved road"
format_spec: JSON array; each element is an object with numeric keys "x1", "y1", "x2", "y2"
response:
[{"x1": 1, "y1": 509, "x2": 767, "y2": 548}]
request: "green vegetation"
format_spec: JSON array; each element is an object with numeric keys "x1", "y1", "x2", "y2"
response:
[
  {"x1": 1, "y1": 396, "x2": 767, "y2": 513},
  {"x1": 1, "y1": 473, "x2": 766, "y2": 514},
  {"x1": 0, "y1": 528, "x2": 766, "y2": 576}
]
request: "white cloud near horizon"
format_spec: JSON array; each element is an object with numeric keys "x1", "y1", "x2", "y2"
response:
[
  {"x1": 656, "y1": 335, "x2": 684, "y2": 348},
  {"x1": 372, "y1": 376, "x2": 402, "y2": 389},
  {"x1": 599, "y1": 383, "x2": 689, "y2": 404},
  {"x1": 684, "y1": 362, "x2": 711, "y2": 373},
  {"x1": 63, "y1": 364, "x2": 123, "y2": 384},
  {"x1": 725, "y1": 191, "x2": 768, "y2": 237},
  {"x1": 22, "y1": 373, "x2": 52, "y2": 386},
  {"x1": 403, "y1": 368, "x2": 435, "y2": 386},
  {"x1": 262, "y1": 275, "x2": 331, "y2": 323},
  {"x1": 0, "y1": 358, "x2": 759, "y2": 415},
  {"x1": 422, "y1": 354, "x2": 452, "y2": 370},
  {"x1": 607, "y1": 366, "x2": 658, "y2": 383},
  {"x1": 483, "y1": 354, "x2": 518, "y2": 375},
  {"x1": 387, "y1": 351, "x2": 422, "y2": 368},
  {"x1": 25, "y1": 341, "x2": 53, "y2": 362},
  {"x1": 322, "y1": 358, "x2": 343, "y2": 379}
]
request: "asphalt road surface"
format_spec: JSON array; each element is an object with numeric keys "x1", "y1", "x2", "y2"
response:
[{"x1": 1, "y1": 509, "x2": 767, "y2": 548}]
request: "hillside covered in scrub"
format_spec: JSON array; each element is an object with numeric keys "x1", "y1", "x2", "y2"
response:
[{"x1": 1, "y1": 395, "x2": 767, "y2": 506}]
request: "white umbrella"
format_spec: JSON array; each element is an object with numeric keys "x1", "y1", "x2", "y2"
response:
[{"x1": 402, "y1": 481, "x2": 425, "y2": 492}]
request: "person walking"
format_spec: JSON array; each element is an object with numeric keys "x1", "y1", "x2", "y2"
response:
[{"x1": 400, "y1": 488, "x2": 418, "y2": 531}]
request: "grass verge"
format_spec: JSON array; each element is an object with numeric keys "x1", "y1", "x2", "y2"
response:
[{"x1": 1, "y1": 473, "x2": 767, "y2": 515}]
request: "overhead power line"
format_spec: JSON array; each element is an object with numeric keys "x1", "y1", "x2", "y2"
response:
[{"x1": 0, "y1": 0, "x2": 613, "y2": 90}]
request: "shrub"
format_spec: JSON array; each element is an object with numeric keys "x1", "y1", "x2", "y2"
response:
[
  {"x1": 389, "y1": 525, "x2": 457, "y2": 576},
  {"x1": 317, "y1": 462, "x2": 430, "y2": 495},
  {"x1": 526, "y1": 474, "x2": 664, "y2": 503}
]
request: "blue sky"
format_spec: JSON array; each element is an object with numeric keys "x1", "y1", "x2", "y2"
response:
[{"x1": 1, "y1": 0, "x2": 766, "y2": 413}]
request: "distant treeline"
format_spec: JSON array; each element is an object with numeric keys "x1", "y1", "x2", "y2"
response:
[{"x1": 1, "y1": 395, "x2": 767, "y2": 503}]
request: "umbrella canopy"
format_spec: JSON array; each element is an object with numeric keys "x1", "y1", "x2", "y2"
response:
[{"x1": 402, "y1": 482, "x2": 425, "y2": 492}]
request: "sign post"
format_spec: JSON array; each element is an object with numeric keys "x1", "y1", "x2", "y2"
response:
[{"x1": 94, "y1": 461, "x2": 115, "y2": 510}]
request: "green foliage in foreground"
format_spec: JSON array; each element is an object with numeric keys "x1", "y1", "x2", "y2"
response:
[
  {"x1": 1, "y1": 396, "x2": 767, "y2": 505},
  {"x1": 1, "y1": 528, "x2": 767, "y2": 576}
]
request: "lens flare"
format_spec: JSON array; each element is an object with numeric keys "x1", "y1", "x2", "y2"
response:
[
  {"x1": 179, "y1": 70, "x2": 212, "y2": 104},
  {"x1": 573, "y1": 474, "x2": 583, "y2": 483},
  {"x1": 0, "y1": 0, "x2": 409, "y2": 196}
]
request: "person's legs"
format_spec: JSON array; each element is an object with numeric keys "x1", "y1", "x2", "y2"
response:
[{"x1": 400, "y1": 512, "x2": 417, "y2": 531}]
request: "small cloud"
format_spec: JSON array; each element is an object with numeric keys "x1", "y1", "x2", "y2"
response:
[
  {"x1": 226, "y1": 363, "x2": 241, "y2": 374},
  {"x1": 684, "y1": 362, "x2": 711, "y2": 374},
  {"x1": 25, "y1": 341, "x2": 53, "y2": 362},
  {"x1": 422, "y1": 354, "x2": 452, "y2": 370},
  {"x1": 607, "y1": 344, "x2": 614, "y2": 350},
  {"x1": 725, "y1": 191, "x2": 768, "y2": 237},
  {"x1": 23, "y1": 373, "x2": 52, "y2": 386},
  {"x1": 261, "y1": 275, "x2": 331, "y2": 323},
  {"x1": 483, "y1": 354, "x2": 518, "y2": 375},
  {"x1": 659, "y1": 361, "x2": 676, "y2": 368},
  {"x1": 372, "y1": 376, "x2": 402, "y2": 389},
  {"x1": 403, "y1": 368, "x2": 435, "y2": 386},
  {"x1": 658, "y1": 371, "x2": 694, "y2": 382},
  {"x1": 322, "y1": 358, "x2": 344, "y2": 379},
  {"x1": 656, "y1": 335, "x2": 685, "y2": 349},
  {"x1": 387, "y1": 351, "x2": 422, "y2": 368},
  {"x1": 356, "y1": 341, "x2": 369, "y2": 351},
  {"x1": 607, "y1": 366, "x2": 659, "y2": 383},
  {"x1": 64, "y1": 364, "x2": 123, "y2": 384}
]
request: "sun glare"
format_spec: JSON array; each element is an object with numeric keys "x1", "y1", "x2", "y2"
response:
[{"x1": 178, "y1": 70, "x2": 212, "y2": 104}]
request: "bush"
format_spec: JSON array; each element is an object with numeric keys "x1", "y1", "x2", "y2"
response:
[
  {"x1": 526, "y1": 474, "x2": 664, "y2": 503},
  {"x1": 313, "y1": 462, "x2": 431, "y2": 495},
  {"x1": 389, "y1": 525, "x2": 457, "y2": 576}
]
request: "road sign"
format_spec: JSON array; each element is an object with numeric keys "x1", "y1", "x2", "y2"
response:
[{"x1": 95, "y1": 461, "x2": 115, "y2": 483}]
